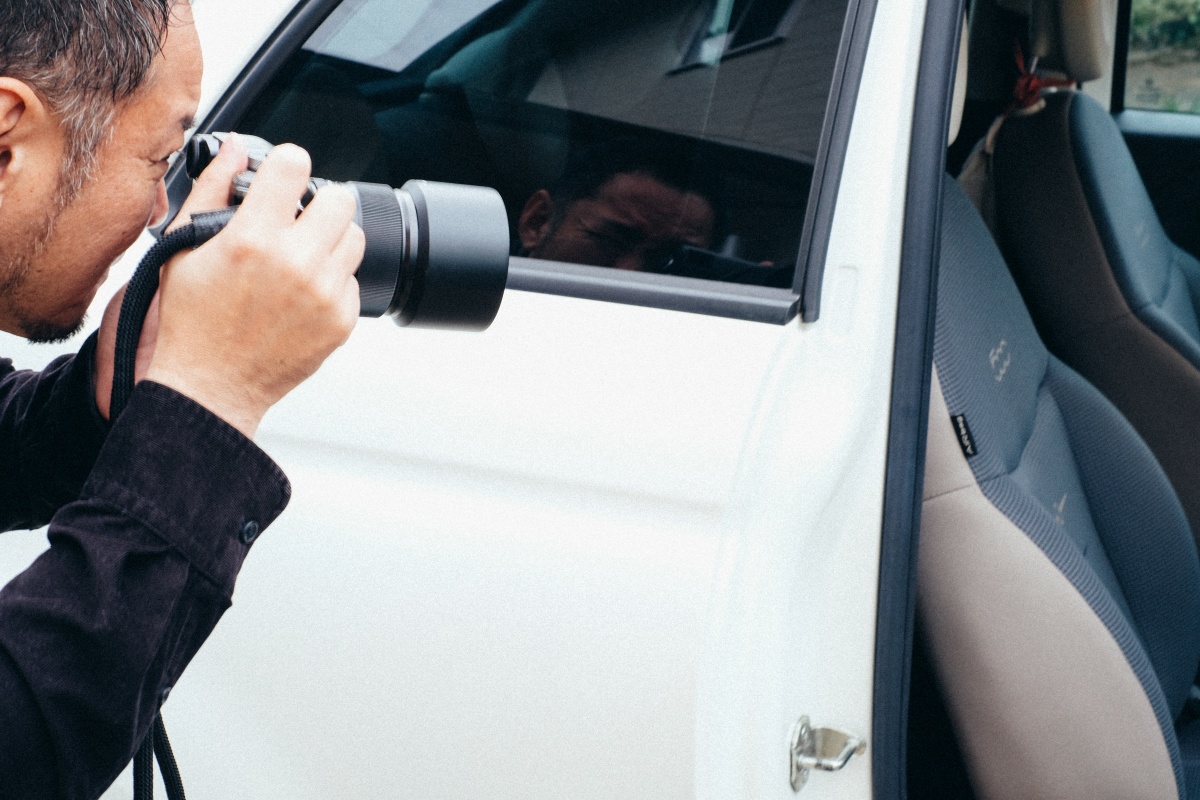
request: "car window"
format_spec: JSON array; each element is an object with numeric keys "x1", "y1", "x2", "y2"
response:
[
  {"x1": 235, "y1": 0, "x2": 852, "y2": 290},
  {"x1": 1125, "y1": 0, "x2": 1200, "y2": 113}
]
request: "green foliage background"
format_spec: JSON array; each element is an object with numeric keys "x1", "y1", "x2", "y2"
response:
[{"x1": 1132, "y1": 0, "x2": 1200, "y2": 51}]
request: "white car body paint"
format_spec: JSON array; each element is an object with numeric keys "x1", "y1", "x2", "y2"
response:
[
  {"x1": 0, "y1": 0, "x2": 923, "y2": 797},
  {"x1": 695, "y1": 0, "x2": 925, "y2": 795}
]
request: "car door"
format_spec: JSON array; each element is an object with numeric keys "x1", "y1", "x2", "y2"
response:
[
  {"x1": 1116, "y1": 0, "x2": 1200, "y2": 260},
  {"x1": 0, "y1": 0, "x2": 952, "y2": 798}
]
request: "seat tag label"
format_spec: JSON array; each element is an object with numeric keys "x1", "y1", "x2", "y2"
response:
[{"x1": 951, "y1": 414, "x2": 978, "y2": 458}]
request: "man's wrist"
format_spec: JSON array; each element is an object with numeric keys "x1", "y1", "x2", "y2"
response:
[{"x1": 142, "y1": 365, "x2": 265, "y2": 439}]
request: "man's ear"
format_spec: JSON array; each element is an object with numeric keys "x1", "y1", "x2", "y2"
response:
[
  {"x1": 0, "y1": 79, "x2": 54, "y2": 203},
  {"x1": 518, "y1": 189, "x2": 556, "y2": 252}
]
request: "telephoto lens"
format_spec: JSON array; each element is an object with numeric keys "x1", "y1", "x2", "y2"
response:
[{"x1": 185, "y1": 133, "x2": 510, "y2": 330}]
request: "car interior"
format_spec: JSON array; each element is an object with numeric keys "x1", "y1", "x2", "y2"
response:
[
  {"x1": 234, "y1": 0, "x2": 851, "y2": 288},
  {"x1": 910, "y1": 1, "x2": 1200, "y2": 798}
]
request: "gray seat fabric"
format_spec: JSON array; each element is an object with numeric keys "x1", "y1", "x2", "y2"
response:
[
  {"x1": 919, "y1": 176, "x2": 1200, "y2": 799},
  {"x1": 990, "y1": 89, "x2": 1200, "y2": 548}
]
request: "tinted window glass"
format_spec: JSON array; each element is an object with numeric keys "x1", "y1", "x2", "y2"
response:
[
  {"x1": 1126, "y1": 0, "x2": 1200, "y2": 113},
  {"x1": 237, "y1": 0, "x2": 850, "y2": 289}
]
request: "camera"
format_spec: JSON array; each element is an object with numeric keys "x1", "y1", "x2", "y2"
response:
[{"x1": 185, "y1": 133, "x2": 509, "y2": 330}]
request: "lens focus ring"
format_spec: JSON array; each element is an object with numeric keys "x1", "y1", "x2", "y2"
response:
[{"x1": 352, "y1": 183, "x2": 409, "y2": 317}]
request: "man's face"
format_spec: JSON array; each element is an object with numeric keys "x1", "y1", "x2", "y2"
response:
[
  {"x1": 0, "y1": 4, "x2": 202, "y2": 342},
  {"x1": 519, "y1": 172, "x2": 716, "y2": 272}
]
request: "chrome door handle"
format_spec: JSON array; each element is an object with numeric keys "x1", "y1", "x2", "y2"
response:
[{"x1": 789, "y1": 716, "x2": 867, "y2": 792}]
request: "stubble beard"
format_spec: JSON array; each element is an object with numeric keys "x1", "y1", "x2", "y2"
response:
[{"x1": 0, "y1": 165, "x2": 89, "y2": 344}]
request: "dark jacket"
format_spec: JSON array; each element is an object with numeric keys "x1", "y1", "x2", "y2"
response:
[{"x1": 0, "y1": 334, "x2": 290, "y2": 799}]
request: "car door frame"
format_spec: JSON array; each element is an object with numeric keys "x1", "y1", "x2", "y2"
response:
[{"x1": 869, "y1": 0, "x2": 964, "y2": 797}]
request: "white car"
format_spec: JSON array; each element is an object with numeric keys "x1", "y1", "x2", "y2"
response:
[{"x1": 5, "y1": 0, "x2": 1198, "y2": 797}]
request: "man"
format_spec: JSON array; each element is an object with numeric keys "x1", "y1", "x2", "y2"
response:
[
  {"x1": 0, "y1": 2, "x2": 364, "y2": 797},
  {"x1": 517, "y1": 139, "x2": 721, "y2": 273}
]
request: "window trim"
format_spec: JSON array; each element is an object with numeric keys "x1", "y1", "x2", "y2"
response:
[
  {"x1": 796, "y1": 0, "x2": 878, "y2": 322},
  {"x1": 507, "y1": 257, "x2": 799, "y2": 323},
  {"x1": 1110, "y1": 0, "x2": 1132, "y2": 114},
  {"x1": 169, "y1": 0, "x2": 874, "y2": 326}
]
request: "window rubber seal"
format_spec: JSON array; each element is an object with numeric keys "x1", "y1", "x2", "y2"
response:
[
  {"x1": 870, "y1": 1, "x2": 963, "y2": 798},
  {"x1": 796, "y1": 0, "x2": 879, "y2": 321}
]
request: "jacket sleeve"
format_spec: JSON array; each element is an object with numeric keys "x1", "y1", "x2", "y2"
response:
[
  {"x1": 0, "y1": 334, "x2": 110, "y2": 532},
  {"x1": 0, "y1": 380, "x2": 291, "y2": 800}
]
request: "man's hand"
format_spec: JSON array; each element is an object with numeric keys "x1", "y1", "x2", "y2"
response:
[
  {"x1": 143, "y1": 144, "x2": 364, "y2": 438},
  {"x1": 95, "y1": 134, "x2": 252, "y2": 420}
]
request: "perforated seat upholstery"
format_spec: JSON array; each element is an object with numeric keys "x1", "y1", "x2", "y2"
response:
[
  {"x1": 979, "y1": 0, "x2": 1200, "y2": 548},
  {"x1": 991, "y1": 88, "x2": 1200, "y2": 548},
  {"x1": 920, "y1": 176, "x2": 1200, "y2": 799}
]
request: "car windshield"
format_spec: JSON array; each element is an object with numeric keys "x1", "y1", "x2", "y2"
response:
[{"x1": 238, "y1": 0, "x2": 850, "y2": 286}]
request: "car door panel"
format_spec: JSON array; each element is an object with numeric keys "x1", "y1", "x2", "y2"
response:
[
  {"x1": 0, "y1": 0, "x2": 929, "y2": 796},
  {"x1": 1120, "y1": 110, "x2": 1200, "y2": 261}
]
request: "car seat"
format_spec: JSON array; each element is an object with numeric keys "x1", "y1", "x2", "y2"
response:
[
  {"x1": 916, "y1": 19, "x2": 1200, "y2": 797},
  {"x1": 920, "y1": 170, "x2": 1200, "y2": 799},
  {"x1": 984, "y1": 0, "x2": 1200, "y2": 547}
]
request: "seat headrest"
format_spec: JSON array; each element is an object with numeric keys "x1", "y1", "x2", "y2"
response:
[
  {"x1": 949, "y1": 17, "x2": 968, "y2": 147},
  {"x1": 999, "y1": 0, "x2": 1115, "y2": 82},
  {"x1": 1035, "y1": 0, "x2": 1115, "y2": 82}
]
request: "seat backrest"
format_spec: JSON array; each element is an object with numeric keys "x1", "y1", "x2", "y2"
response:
[
  {"x1": 919, "y1": 176, "x2": 1200, "y2": 800},
  {"x1": 986, "y1": 1, "x2": 1200, "y2": 545}
]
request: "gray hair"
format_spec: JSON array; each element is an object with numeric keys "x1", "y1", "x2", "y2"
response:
[{"x1": 0, "y1": 0, "x2": 180, "y2": 202}]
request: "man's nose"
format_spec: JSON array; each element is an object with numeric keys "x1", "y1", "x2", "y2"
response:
[{"x1": 147, "y1": 180, "x2": 169, "y2": 229}]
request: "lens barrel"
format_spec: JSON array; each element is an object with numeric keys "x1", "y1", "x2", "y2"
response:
[
  {"x1": 184, "y1": 134, "x2": 509, "y2": 330},
  {"x1": 347, "y1": 180, "x2": 509, "y2": 329}
]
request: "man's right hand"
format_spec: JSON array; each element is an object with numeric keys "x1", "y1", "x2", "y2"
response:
[{"x1": 144, "y1": 143, "x2": 365, "y2": 438}]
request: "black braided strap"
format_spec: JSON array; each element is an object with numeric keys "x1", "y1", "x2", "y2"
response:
[
  {"x1": 111, "y1": 225, "x2": 196, "y2": 419},
  {"x1": 118, "y1": 207, "x2": 236, "y2": 800},
  {"x1": 133, "y1": 729, "x2": 155, "y2": 800},
  {"x1": 111, "y1": 206, "x2": 236, "y2": 419},
  {"x1": 154, "y1": 714, "x2": 187, "y2": 800}
]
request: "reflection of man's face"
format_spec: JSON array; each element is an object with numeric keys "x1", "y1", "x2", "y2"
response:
[{"x1": 518, "y1": 171, "x2": 715, "y2": 272}]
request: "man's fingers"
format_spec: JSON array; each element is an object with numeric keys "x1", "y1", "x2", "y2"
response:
[
  {"x1": 296, "y1": 183, "x2": 360, "y2": 264},
  {"x1": 235, "y1": 143, "x2": 313, "y2": 229},
  {"x1": 169, "y1": 133, "x2": 249, "y2": 232},
  {"x1": 326, "y1": 221, "x2": 365, "y2": 300}
]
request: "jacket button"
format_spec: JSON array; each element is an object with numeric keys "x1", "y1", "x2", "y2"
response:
[{"x1": 239, "y1": 519, "x2": 261, "y2": 544}]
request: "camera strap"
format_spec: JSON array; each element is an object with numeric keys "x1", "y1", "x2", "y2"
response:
[
  {"x1": 133, "y1": 716, "x2": 186, "y2": 800},
  {"x1": 112, "y1": 208, "x2": 236, "y2": 800}
]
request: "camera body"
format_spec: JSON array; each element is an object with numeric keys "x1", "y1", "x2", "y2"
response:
[{"x1": 185, "y1": 133, "x2": 510, "y2": 330}]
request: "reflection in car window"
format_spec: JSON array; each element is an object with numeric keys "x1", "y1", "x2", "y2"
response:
[
  {"x1": 678, "y1": 0, "x2": 805, "y2": 69},
  {"x1": 238, "y1": 0, "x2": 851, "y2": 289},
  {"x1": 305, "y1": 0, "x2": 496, "y2": 73}
]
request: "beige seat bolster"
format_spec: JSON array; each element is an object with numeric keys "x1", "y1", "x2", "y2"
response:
[{"x1": 918, "y1": 374, "x2": 1178, "y2": 800}]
